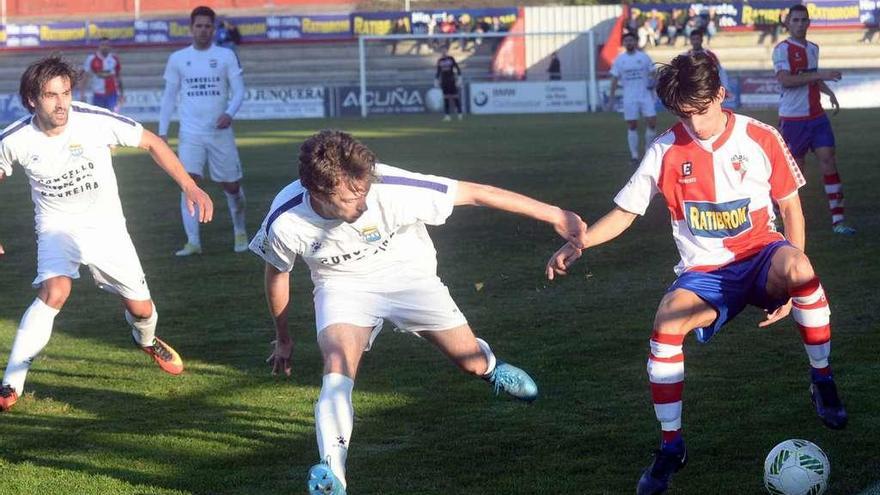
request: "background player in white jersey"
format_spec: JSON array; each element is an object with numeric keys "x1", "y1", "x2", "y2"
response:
[
  {"x1": 160, "y1": 5, "x2": 248, "y2": 256},
  {"x1": 773, "y1": 4, "x2": 854, "y2": 235},
  {"x1": 547, "y1": 53, "x2": 846, "y2": 495},
  {"x1": 0, "y1": 56, "x2": 214, "y2": 412},
  {"x1": 250, "y1": 130, "x2": 589, "y2": 495},
  {"x1": 608, "y1": 31, "x2": 657, "y2": 167}
]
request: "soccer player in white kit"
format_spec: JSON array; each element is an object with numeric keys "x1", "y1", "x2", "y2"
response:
[
  {"x1": 608, "y1": 31, "x2": 658, "y2": 167},
  {"x1": 548, "y1": 53, "x2": 846, "y2": 494},
  {"x1": 250, "y1": 130, "x2": 589, "y2": 495},
  {"x1": 160, "y1": 6, "x2": 247, "y2": 256},
  {"x1": 0, "y1": 56, "x2": 214, "y2": 412}
]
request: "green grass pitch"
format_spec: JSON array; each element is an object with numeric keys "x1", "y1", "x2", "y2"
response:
[{"x1": 0, "y1": 110, "x2": 877, "y2": 494}]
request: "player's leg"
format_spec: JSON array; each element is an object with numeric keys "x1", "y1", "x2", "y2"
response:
[
  {"x1": 176, "y1": 133, "x2": 207, "y2": 255},
  {"x1": 0, "y1": 276, "x2": 71, "y2": 411},
  {"x1": 122, "y1": 298, "x2": 183, "y2": 375},
  {"x1": 765, "y1": 245, "x2": 847, "y2": 429},
  {"x1": 309, "y1": 323, "x2": 373, "y2": 495},
  {"x1": 209, "y1": 129, "x2": 248, "y2": 251},
  {"x1": 809, "y1": 115, "x2": 853, "y2": 234},
  {"x1": 417, "y1": 324, "x2": 538, "y2": 402},
  {"x1": 637, "y1": 288, "x2": 717, "y2": 495},
  {"x1": 643, "y1": 103, "x2": 658, "y2": 151},
  {"x1": 625, "y1": 116, "x2": 640, "y2": 165},
  {"x1": 453, "y1": 90, "x2": 463, "y2": 120}
]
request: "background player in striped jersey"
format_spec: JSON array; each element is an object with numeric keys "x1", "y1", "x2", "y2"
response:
[
  {"x1": 608, "y1": 31, "x2": 658, "y2": 167},
  {"x1": 0, "y1": 56, "x2": 213, "y2": 412},
  {"x1": 547, "y1": 53, "x2": 846, "y2": 495},
  {"x1": 773, "y1": 4, "x2": 855, "y2": 235},
  {"x1": 160, "y1": 6, "x2": 248, "y2": 256},
  {"x1": 83, "y1": 37, "x2": 124, "y2": 111},
  {"x1": 250, "y1": 130, "x2": 589, "y2": 495}
]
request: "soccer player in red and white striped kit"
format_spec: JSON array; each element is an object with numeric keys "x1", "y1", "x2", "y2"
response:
[{"x1": 546, "y1": 52, "x2": 846, "y2": 495}]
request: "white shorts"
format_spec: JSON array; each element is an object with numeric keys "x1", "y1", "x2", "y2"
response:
[
  {"x1": 33, "y1": 225, "x2": 151, "y2": 301},
  {"x1": 178, "y1": 128, "x2": 243, "y2": 183},
  {"x1": 622, "y1": 95, "x2": 657, "y2": 121},
  {"x1": 313, "y1": 276, "x2": 468, "y2": 351}
]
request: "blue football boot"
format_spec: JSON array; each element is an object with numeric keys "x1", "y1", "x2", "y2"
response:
[
  {"x1": 486, "y1": 361, "x2": 538, "y2": 402},
  {"x1": 307, "y1": 461, "x2": 346, "y2": 495},
  {"x1": 636, "y1": 441, "x2": 688, "y2": 495},
  {"x1": 810, "y1": 370, "x2": 848, "y2": 430}
]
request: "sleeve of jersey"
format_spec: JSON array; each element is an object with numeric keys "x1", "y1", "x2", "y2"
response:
[
  {"x1": 613, "y1": 144, "x2": 661, "y2": 215},
  {"x1": 249, "y1": 225, "x2": 297, "y2": 272},
  {"x1": 609, "y1": 59, "x2": 620, "y2": 78},
  {"x1": 772, "y1": 44, "x2": 790, "y2": 73},
  {"x1": 764, "y1": 126, "x2": 806, "y2": 200},
  {"x1": 100, "y1": 111, "x2": 144, "y2": 147},
  {"x1": 0, "y1": 142, "x2": 13, "y2": 177},
  {"x1": 225, "y1": 52, "x2": 245, "y2": 117},
  {"x1": 378, "y1": 166, "x2": 459, "y2": 226}
]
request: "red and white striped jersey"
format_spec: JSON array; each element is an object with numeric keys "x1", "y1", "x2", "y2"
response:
[
  {"x1": 772, "y1": 38, "x2": 823, "y2": 120},
  {"x1": 614, "y1": 111, "x2": 805, "y2": 275},
  {"x1": 84, "y1": 52, "x2": 121, "y2": 96}
]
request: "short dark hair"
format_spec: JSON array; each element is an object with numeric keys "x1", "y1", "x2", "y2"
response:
[
  {"x1": 788, "y1": 4, "x2": 809, "y2": 17},
  {"x1": 655, "y1": 53, "x2": 721, "y2": 117},
  {"x1": 622, "y1": 31, "x2": 637, "y2": 41},
  {"x1": 191, "y1": 6, "x2": 216, "y2": 25},
  {"x1": 690, "y1": 28, "x2": 705, "y2": 38},
  {"x1": 19, "y1": 55, "x2": 79, "y2": 113},
  {"x1": 299, "y1": 130, "x2": 377, "y2": 196}
]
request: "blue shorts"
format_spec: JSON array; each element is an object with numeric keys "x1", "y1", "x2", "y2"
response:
[
  {"x1": 92, "y1": 93, "x2": 118, "y2": 111},
  {"x1": 668, "y1": 241, "x2": 791, "y2": 343},
  {"x1": 780, "y1": 114, "x2": 836, "y2": 158}
]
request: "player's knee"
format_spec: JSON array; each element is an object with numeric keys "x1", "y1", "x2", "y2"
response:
[
  {"x1": 785, "y1": 252, "x2": 815, "y2": 286},
  {"x1": 126, "y1": 300, "x2": 154, "y2": 320}
]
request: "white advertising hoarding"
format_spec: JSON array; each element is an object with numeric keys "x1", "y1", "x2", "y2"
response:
[{"x1": 469, "y1": 81, "x2": 588, "y2": 115}]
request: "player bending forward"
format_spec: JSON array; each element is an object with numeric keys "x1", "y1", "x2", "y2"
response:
[
  {"x1": 0, "y1": 56, "x2": 213, "y2": 412},
  {"x1": 251, "y1": 130, "x2": 589, "y2": 495},
  {"x1": 547, "y1": 53, "x2": 847, "y2": 495}
]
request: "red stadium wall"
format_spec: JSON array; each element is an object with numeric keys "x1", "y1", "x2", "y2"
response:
[{"x1": 6, "y1": 0, "x2": 351, "y2": 18}]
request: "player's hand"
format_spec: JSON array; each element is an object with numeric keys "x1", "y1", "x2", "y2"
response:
[
  {"x1": 822, "y1": 70, "x2": 842, "y2": 82},
  {"x1": 546, "y1": 242, "x2": 583, "y2": 280},
  {"x1": 266, "y1": 337, "x2": 293, "y2": 376},
  {"x1": 758, "y1": 300, "x2": 792, "y2": 328},
  {"x1": 829, "y1": 94, "x2": 840, "y2": 115},
  {"x1": 553, "y1": 209, "x2": 589, "y2": 249},
  {"x1": 0, "y1": 242, "x2": 5, "y2": 256},
  {"x1": 183, "y1": 183, "x2": 214, "y2": 223},
  {"x1": 216, "y1": 113, "x2": 233, "y2": 129}
]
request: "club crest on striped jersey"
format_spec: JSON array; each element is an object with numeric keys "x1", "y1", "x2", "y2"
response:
[
  {"x1": 684, "y1": 198, "x2": 752, "y2": 238},
  {"x1": 730, "y1": 153, "x2": 749, "y2": 181},
  {"x1": 360, "y1": 226, "x2": 382, "y2": 243}
]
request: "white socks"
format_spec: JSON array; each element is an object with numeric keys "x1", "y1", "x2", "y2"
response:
[
  {"x1": 645, "y1": 127, "x2": 656, "y2": 148},
  {"x1": 627, "y1": 129, "x2": 639, "y2": 159},
  {"x1": 476, "y1": 337, "x2": 497, "y2": 376},
  {"x1": 315, "y1": 373, "x2": 355, "y2": 488},
  {"x1": 126, "y1": 302, "x2": 158, "y2": 347},
  {"x1": 2, "y1": 298, "x2": 59, "y2": 394},
  {"x1": 224, "y1": 188, "x2": 247, "y2": 236},
  {"x1": 180, "y1": 192, "x2": 201, "y2": 246}
]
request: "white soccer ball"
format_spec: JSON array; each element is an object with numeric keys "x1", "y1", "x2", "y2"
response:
[
  {"x1": 425, "y1": 87, "x2": 444, "y2": 112},
  {"x1": 764, "y1": 439, "x2": 830, "y2": 495}
]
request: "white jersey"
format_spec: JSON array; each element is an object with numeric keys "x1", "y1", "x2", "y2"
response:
[
  {"x1": 250, "y1": 163, "x2": 459, "y2": 291},
  {"x1": 161, "y1": 44, "x2": 243, "y2": 135},
  {"x1": 610, "y1": 50, "x2": 655, "y2": 101},
  {"x1": 615, "y1": 111, "x2": 804, "y2": 275},
  {"x1": 0, "y1": 102, "x2": 144, "y2": 231}
]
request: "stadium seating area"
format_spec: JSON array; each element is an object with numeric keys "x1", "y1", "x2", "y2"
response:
[
  {"x1": 644, "y1": 28, "x2": 880, "y2": 71},
  {"x1": 0, "y1": 41, "x2": 492, "y2": 94},
  {"x1": 0, "y1": 27, "x2": 875, "y2": 95}
]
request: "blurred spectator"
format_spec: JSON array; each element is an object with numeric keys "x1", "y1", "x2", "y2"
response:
[
  {"x1": 706, "y1": 7, "x2": 719, "y2": 44},
  {"x1": 215, "y1": 19, "x2": 241, "y2": 50},
  {"x1": 390, "y1": 17, "x2": 409, "y2": 55},
  {"x1": 757, "y1": 11, "x2": 785, "y2": 45},
  {"x1": 626, "y1": 9, "x2": 641, "y2": 35},
  {"x1": 666, "y1": 8, "x2": 688, "y2": 46},
  {"x1": 861, "y1": 8, "x2": 880, "y2": 43},
  {"x1": 83, "y1": 37, "x2": 124, "y2": 111},
  {"x1": 548, "y1": 52, "x2": 561, "y2": 80},
  {"x1": 440, "y1": 14, "x2": 458, "y2": 50},
  {"x1": 638, "y1": 19, "x2": 657, "y2": 48},
  {"x1": 684, "y1": 7, "x2": 700, "y2": 39},
  {"x1": 648, "y1": 10, "x2": 665, "y2": 45}
]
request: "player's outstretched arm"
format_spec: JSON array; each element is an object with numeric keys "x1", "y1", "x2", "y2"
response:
[
  {"x1": 454, "y1": 181, "x2": 588, "y2": 248},
  {"x1": 138, "y1": 129, "x2": 214, "y2": 223},
  {"x1": 264, "y1": 263, "x2": 293, "y2": 376},
  {"x1": 775, "y1": 69, "x2": 840, "y2": 88},
  {"x1": 545, "y1": 206, "x2": 639, "y2": 280},
  {"x1": 776, "y1": 193, "x2": 805, "y2": 252}
]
